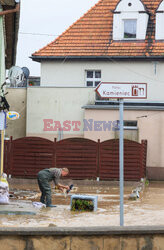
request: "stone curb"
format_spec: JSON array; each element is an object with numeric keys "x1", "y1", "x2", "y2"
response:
[{"x1": 0, "y1": 226, "x2": 164, "y2": 236}]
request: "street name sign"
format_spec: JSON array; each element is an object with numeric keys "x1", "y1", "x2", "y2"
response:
[{"x1": 96, "y1": 82, "x2": 147, "y2": 99}]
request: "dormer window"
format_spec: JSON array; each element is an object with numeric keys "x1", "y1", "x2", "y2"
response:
[
  {"x1": 124, "y1": 19, "x2": 137, "y2": 39},
  {"x1": 156, "y1": 0, "x2": 164, "y2": 40},
  {"x1": 113, "y1": 0, "x2": 149, "y2": 41}
]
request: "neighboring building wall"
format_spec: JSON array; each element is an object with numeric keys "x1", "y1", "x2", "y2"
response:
[
  {"x1": 0, "y1": 11, "x2": 5, "y2": 88},
  {"x1": 26, "y1": 86, "x2": 164, "y2": 159},
  {"x1": 5, "y1": 88, "x2": 26, "y2": 139},
  {"x1": 41, "y1": 61, "x2": 164, "y2": 101},
  {"x1": 26, "y1": 87, "x2": 95, "y2": 140},
  {"x1": 26, "y1": 86, "x2": 164, "y2": 179},
  {"x1": 84, "y1": 109, "x2": 164, "y2": 179}
]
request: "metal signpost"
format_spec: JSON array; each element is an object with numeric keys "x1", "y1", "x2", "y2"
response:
[{"x1": 95, "y1": 82, "x2": 147, "y2": 226}]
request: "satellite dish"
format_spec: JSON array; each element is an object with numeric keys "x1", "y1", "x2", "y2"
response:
[
  {"x1": 8, "y1": 66, "x2": 24, "y2": 87},
  {"x1": 22, "y1": 67, "x2": 30, "y2": 79}
]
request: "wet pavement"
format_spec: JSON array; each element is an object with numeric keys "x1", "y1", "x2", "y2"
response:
[{"x1": 0, "y1": 181, "x2": 163, "y2": 227}]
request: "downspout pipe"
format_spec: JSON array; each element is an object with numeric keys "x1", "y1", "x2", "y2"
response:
[{"x1": 0, "y1": 3, "x2": 20, "y2": 16}]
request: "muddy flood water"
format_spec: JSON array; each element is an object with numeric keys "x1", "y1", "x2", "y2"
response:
[{"x1": 0, "y1": 181, "x2": 163, "y2": 227}]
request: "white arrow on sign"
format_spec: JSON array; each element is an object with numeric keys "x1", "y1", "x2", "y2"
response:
[{"x1": 95, "y1": 82, "x2": 147, "y2": 99}]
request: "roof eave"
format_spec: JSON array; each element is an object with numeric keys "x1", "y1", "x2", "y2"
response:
[
  {"x1": 3, "y1": 2, "x2": 20, "y2": 68},
  {"x1": 0, "y1": 0, "x2": 15, "y2": 6},
  {"x1": 12, "y1": 7, "x2": 20, "y2": 67},
  {"x1": 31, "y1": 55, "x2": 164, "y2": 63}
]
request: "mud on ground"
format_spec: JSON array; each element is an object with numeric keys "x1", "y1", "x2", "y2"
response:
[{"x1": 0, "y1": 179, "x2": 162, "y2": 227}]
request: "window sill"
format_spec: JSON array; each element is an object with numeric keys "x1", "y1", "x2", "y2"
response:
[
  {"x1": 123, "y1": 126, "x2": 138, "y2": 130},
  {"x1": 123, "y1": 38, "x2": 137, "y2": 40},
  {"x1": 113, "y1": 39, "x2": 145, "y2": 42}
]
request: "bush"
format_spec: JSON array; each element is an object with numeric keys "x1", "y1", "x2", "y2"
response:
[{"x1": 71, "y1": 199, "x2": 94, "y2": 211}]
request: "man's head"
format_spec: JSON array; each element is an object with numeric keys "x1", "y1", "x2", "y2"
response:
[{"x1": 61, "y1": 168, "x2": 69, "y2": 177}]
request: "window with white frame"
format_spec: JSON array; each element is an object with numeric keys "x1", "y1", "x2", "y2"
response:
[
  {"x1": 124, "y1": 19, "x2": 137, "y2": 39},
  {"x1": 85, "y1": 70, "x2": 101, "y2": 87}
]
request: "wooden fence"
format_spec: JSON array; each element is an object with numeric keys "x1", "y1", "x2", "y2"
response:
[
  {"x1": 4, "y1": 137, "x2": 147, "y2": 181},
  {"x1": 99, "y1": 139, "x2": 147, "y2": 180}
]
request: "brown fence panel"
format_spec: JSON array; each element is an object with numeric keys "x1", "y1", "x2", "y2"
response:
[
  {"x1": 99, "y1": 139, "x2": 146, "y2": 181},
  {"x1": 140, "y1": 140, "x2": 147, "y2": 179},
  {"x1": 10, "y1": 137, "x2": 55, "y2": 178},
  {"x1": 4, "y1": 139, "x2": 11, "y2": 175},
  {"x1": 4, "y1": 137, "x2": 147, "y2": 180},
  {"x1": 55, "y1": 138, "x2": 98, "y2": 179}
]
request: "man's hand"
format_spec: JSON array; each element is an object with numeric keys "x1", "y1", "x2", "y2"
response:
[
  {"x1": 59, "y1": 187, "x2": 64, "y2": 192},
  {"x1": 65, "y1": 185, "x2": 69, "y2": 190},
  {"x1": 57, "y1": 184, "x2": 70, "y2": 191}
]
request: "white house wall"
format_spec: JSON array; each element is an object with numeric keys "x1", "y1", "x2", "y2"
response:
[
  {"x1": 156, "y1": 13, "x2": 164, "y2": 39},
  {"x1": 26, "y1": 87, "x2": 95, "y2": 139},
  {"x1": 41, "y1": 61, "x2": 164, "y2": 101},
  {"x1": 156, "y1": 0, "x2": 164, "y2": 40},
  {"x1": 41, "y1": 61, "x2": 88, "y2": 87},
  {"x1": 115, "y1": 0, "x2": 145, "y2": 12},
  {"x1": 157, "y1": 0, "x2": 164, "y2": 11},
  {"x1": 136, "y1": 13, "x2": 149, "y2": 40}
]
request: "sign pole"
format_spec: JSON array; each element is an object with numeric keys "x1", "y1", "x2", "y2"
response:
[
  {"x1": 0, "y1": 111, "x2": 6, "y2": 180},
  {"x1": 119, "y1": 98, "x2": 124, "y2": 226},
  {"x1": 95, "y1": 82, "x2": 147, "y2": 227},
  {"x1": 0, "y1": 130, "x2": 4, "y2": 179}
]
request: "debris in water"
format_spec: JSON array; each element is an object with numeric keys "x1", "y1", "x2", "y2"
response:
[
  {"x1": 129, "y1": 189, "x2": 140, "y2": 200},
  {"x1": 48, "y1": 223, "x2": 57, "y2": 227},
  {"x1": 0, "y1": 173, "x2": 9, "y2": 205},
  {"x1": 32, "y1": 202, "x2": 46, "y2": 209}
]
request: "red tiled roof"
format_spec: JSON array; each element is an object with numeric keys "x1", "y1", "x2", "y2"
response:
[{"x1": 32, "y1": 0, "x2": 164, "y2": 59}]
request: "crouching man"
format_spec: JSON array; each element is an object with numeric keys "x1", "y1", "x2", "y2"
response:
[{"x1": 37, "y1": 168, "x2": 69, "y2": 207}]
